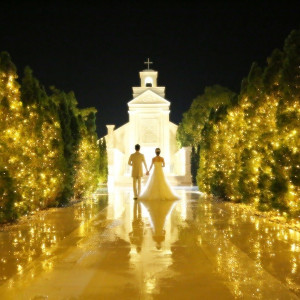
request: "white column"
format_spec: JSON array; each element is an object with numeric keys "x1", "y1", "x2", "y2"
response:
[
  {"x1": 106, "y1": 125, "x2": 115, "y2": 182},
  {"x1": 163, "y1": 110, "x2": 170, "y2": 173}
]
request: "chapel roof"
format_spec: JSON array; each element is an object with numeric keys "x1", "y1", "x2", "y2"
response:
[{"x1": 142, "y1": 69, "x2": 156, "y2": 72}]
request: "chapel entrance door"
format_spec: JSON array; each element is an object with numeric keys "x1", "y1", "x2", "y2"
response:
[{"x1": 142, "y1": 146, "x2": 155, "y2": 170}]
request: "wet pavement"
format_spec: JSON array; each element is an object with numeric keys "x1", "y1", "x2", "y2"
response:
[{"x1": 0, "y1": 187, "x2": 299, "y2": 299}]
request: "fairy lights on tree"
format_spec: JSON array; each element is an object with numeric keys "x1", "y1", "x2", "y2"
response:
[
  {"x1": 178, "y1": 29, "x2": 300, "y2": 216},
  {"x1": 74, "y1": 108, "x2": 101, "y2": 198},
  {"x1": 0, "y1": 52, "x2": 107, "y2": 223}
]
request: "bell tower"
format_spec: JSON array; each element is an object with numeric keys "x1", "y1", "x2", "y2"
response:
[
  {"x1": 139, "y1": 58, "x2": 158, "y2": 87},
  {"x1": 140, "y1": 72, "x2": 157, "y2": 88},
  {"x1": 132, "y1": 59, "x2": 165, "y2": 99}
]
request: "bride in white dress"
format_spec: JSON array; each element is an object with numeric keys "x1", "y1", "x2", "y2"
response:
[{"x1": 138, "y1": 148, "x2": 179, "y2": 201}]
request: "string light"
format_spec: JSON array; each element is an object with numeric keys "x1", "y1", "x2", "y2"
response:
[
  {"x1": 182, "y1": 30, "x2": 300, "y2": 217},
  {"x1": 198, "y1": 92, "x2": 299, "y2": 215},
  {"x1": 0, "y1": 54, "x2": 105, "y2": 223}
]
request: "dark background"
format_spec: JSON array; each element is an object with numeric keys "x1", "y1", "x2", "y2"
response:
[{"x1": 1, "y1": 1, "x2": 299, "y2": 136}]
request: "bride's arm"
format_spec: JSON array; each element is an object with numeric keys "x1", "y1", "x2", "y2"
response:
[
  {"x1": 162, "y1": 157, "x2": 165, "y2": 167},
  {"x1": 148, "y1": 158, "x2": 154, "y2": 172},
  {"x1": 142, "y1": 154, "x2": 148, "y2": 172}
]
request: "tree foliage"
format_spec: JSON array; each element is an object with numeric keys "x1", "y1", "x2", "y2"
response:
[
  {"x1": 177, "y1": 85, "x2": 236, "y2": 183},
  {"x1": 0, "y1": 52, "x2": 106, "y2": 223},
  {"x1": 178, "y1": 29, "x2": 300, "y2": 216},
  {"x1": 177, "y1": 85, "x2": 236, "y2": 148}
]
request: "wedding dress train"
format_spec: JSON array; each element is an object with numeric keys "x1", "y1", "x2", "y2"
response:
[{"x1": 138, "y1": 162, "x2": 179, "y2": 201}]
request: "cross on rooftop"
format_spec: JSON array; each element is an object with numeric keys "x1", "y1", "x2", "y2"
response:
[{"x1": 144, "y1": 58, "x2": 153, "y2": 70}]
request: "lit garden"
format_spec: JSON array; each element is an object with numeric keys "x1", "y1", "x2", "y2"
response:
[
  {"x1": 0, "y1": 28, "x2": 299, "y2": 299},
  {"x1": 0, "y1": 52, "x2": 108, "y2": 224},
  {"x1": 178, "y1": 29, "x2": 300, "y2": 219}
]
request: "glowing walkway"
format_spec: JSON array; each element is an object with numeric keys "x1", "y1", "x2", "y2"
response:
[{"x1": 0, "y1": 187, "x2": 299, "y2": 299}]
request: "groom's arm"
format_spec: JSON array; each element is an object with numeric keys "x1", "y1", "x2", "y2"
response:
[{"x1": 128, "y1": 155, "x2": 132, "y2": 166}]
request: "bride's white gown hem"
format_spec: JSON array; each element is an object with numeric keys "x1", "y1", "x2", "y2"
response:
[{"x1": 139, "y1": 162, "x2": 179, "y2": 201}]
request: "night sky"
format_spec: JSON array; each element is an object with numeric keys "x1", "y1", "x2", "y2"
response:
[{"x1": 1, "y1": 1, "x2": 299, "y2": 136}]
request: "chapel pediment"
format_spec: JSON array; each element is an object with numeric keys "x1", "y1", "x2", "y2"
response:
[{"x1": 128, "y1": 89, "x2": 170, "y2": 107}]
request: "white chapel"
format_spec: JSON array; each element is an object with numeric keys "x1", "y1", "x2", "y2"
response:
[{"x1": 104, "y1": 60, "x2": 191, "y2": 185}]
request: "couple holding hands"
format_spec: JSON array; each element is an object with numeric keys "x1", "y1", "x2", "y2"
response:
[{"x1": 128, "y1": 144, "x2": 179, "y2": 201}]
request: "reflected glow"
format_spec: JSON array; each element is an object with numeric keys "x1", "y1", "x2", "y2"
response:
[
  {"x1": 0, "y1": 188, "x2": 299, "y2": 299},
  {"x1": 0, "y1": 195, "x2": 108, "y2": 285}
]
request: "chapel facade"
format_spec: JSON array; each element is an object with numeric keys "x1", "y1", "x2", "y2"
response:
[{"x1": 104, "y1": 63, "x2": 191, "y2": 185}]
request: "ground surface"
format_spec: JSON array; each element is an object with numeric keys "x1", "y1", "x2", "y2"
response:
[{"x1": 0, "y1": 187, "x2": 299, "y2": 299}]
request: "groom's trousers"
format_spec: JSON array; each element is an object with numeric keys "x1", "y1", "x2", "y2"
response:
[{"x1": 133, "y1": 176, "x2": 141, "y2": 198}]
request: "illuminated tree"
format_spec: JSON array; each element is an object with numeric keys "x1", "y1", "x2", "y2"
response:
[
  {"x1": 0, "y1": 52, "x2": 105, "y2": 223},
  {"x1": 19, "y1": 68, "x2": 65, "y2": 209},
  {"x1": 74, "y1": 109, "x2": 100, "y2": 198},
  {"x1": 177, "y1": 85, "x2": 236, "y2": 148},
  {"x1": 275, "y1": 29, "x2": 300, "y2": 213},
  {"x1": 179, "y1": 29, "x2": 300, "y2": 216},
  {"x1": 0, "y1": 170, "x2": 19, "y2": 222},
  {"x1": 177, "y1": 85, "x2": 236, "y2": 183},
  {"x1": 0, "y1": 52, "x2": 25, "y2": 220},
  {"x1": 50, "y1": 89, "x2": 80, "y2": 205}
]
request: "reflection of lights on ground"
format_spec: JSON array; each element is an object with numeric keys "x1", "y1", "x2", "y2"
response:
[
  {"x1": 145, "y1": 276, "x2": 157, "y2": 294},
  {"x1": 0, "y1": 188, "x2": 300, "y2": 299},
  {"x1": 0, "y1": 192, "x2": 108, "y2": 288}
]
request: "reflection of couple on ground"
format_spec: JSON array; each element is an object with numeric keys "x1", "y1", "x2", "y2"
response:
[
  {"x1": 128, "y1": 144, "x2": 179, "y2": 201},
  {"x1": 129, "y1": 199, "x2": 178, "y2": 250},
  {"x1": 129, "y1": 201, "x2": 144, "y2": 253}
]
